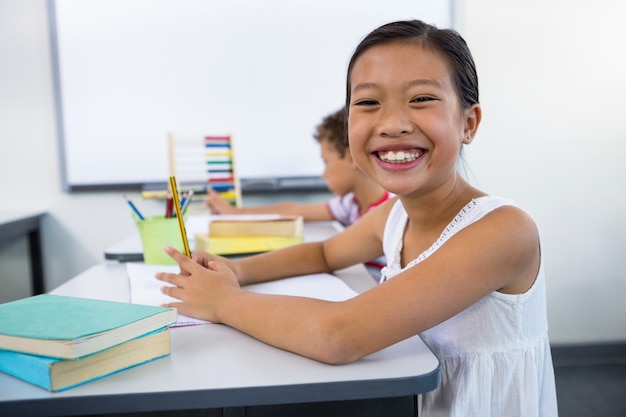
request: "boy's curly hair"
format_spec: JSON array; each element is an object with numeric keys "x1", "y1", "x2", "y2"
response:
[{"x1": 313, "y1": 107, "x2": 348, "y2": 158}]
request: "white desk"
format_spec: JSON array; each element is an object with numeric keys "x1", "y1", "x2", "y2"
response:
[
  {"x1": 0, "y1": 263, "x2": 440, "y2": 416},
  {"x1": 0, "y1": 219, "x2": 441, "y2": 416}
]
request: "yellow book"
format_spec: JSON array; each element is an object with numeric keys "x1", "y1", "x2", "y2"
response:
[
  {"x1": 208, "y1": 215, "x2": 304, "y2": 238},
  {"x1": 195, "y1": 234, "x2": 303, "y2": 255}
]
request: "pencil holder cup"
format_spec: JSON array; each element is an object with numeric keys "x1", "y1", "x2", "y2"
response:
[{"x1": 134, "y1": 215, "x2": 187, "y2": 265}]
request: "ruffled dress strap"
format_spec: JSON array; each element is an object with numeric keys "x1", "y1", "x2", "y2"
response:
[{"x1": 380, "y1": 196, "x2": 515, "y2": 283}]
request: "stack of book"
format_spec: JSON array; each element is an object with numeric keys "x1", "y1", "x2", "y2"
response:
[
  {"x1": 195, "y1": 214, "x2": 304, "y2": 255},
  {"x1": 0, "y1": 294, "x2": 177, "y2": 392}
]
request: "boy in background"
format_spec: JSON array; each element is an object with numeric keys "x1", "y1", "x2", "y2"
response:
[{"x1": 206, "y1": 107, "x2": 390, "y2": 279}]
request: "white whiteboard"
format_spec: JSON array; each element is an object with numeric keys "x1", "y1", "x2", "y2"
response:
[{"x1": 50, "y1": 0, "x2": 453, "y2": 190}]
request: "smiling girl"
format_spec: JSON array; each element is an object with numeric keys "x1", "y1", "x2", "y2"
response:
[{"x1": 156, "y1": 20, "x2": 558, "y2": 416}]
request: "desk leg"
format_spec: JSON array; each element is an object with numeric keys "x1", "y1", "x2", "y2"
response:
[{"x1": 27, "y1": 228, "x2": 45, "y2": 295}]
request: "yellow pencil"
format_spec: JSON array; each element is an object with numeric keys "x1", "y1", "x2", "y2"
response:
[{"x1": 168, "y1": 176, "x2": 191, "y2": 257}]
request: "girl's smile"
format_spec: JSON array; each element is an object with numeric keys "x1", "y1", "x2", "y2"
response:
[{"x1": 374, "y1": 147, "x2": 426, "y2": 172}]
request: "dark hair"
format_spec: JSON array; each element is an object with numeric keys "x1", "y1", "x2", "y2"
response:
[
  {"x1": 345, "y1": 20, "x2": 479, "y2": 112},
  {"x1": 313, "y1": 107, "x2": 349, "y2": 158}
]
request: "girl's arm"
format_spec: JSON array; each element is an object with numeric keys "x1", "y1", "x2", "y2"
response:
[
  {"x1": 191, "y1": 198, "x2": 393, "y2": 285},
  {"x1": 157, "y1": 205, "x2": 539, "y2": 365}
]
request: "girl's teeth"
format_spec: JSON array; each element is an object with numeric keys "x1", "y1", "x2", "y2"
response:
[{"x1": 378, "y1": 150, "x2": 420, "y2": 163}]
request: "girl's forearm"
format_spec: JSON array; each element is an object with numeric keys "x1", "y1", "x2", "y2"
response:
[
  {"x1": 217, "y1": 287, "x2": 358, "y2": 364},
  {"x1": 235, "y1": 242, "x2": 331, "y2": 286}
]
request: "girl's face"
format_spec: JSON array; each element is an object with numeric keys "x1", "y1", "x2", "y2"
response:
[{"x1": 348, "y1": 42, "x2": 477, "y2": 198}]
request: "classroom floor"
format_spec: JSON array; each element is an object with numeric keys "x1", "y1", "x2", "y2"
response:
[{"x1": 552, "y1": 344, "x2": 626, "y2": 417}]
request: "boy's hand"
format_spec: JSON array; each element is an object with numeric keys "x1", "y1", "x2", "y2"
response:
[{"x1": 205, "y1": 189, "x2": 237, "y2": 214}]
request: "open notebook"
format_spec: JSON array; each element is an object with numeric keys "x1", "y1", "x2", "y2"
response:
[{"x1": 126, "y1": 263, "x2": 358, "y2": 326}]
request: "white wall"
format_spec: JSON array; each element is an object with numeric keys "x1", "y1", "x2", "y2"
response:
[
  {"x1": 1, "y1": 0, "x2": 625, "y2": 344},
  {"x1": 456, "y1": 0, "x2": 626, "y2": 343}
]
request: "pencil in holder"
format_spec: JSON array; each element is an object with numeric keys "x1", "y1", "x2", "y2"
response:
[{"x1": 134, "y1": 215, "x2": 186, "y2": 265}]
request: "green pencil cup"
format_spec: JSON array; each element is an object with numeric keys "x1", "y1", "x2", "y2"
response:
[{"x1": 134, "y1": 215, "x2": 186, "y2": 265}]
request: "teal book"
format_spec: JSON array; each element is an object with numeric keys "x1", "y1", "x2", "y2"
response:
[
  {"x1": 0, "y1": 327, "x2": 170, "y2": 392},
  {"x1": 0, "y1": 294, "x2": 177, "y2": 359}
]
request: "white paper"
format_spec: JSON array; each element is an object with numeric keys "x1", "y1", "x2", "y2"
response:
[
  {"x1": 125, "y1": 263, "x2": 358, "y2": 327},
  {"x1": 126, "y1": 263, "x2": 207, "y2": 326}
]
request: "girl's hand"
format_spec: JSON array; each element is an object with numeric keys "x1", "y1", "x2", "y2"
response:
[
  {"x1": 189, "y1": 249, "x2": 237, "y2": 272},
  {"x1": 155, "y1": 246, "x2": 240, "y2": 322}
]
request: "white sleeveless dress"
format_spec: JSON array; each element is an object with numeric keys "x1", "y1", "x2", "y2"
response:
[{"x1": 380, "y1": 196, "x2": 558, "y2": 417}]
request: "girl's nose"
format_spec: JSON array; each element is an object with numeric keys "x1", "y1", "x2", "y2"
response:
[{"x1": 376, "y1": 106, "x2": 413, "y2": 138}]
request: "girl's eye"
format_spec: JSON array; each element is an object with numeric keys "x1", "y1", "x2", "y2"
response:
[
  {"x1": 354, "y1": 99, "x2": 379, "y2": 106},
  {"x1": 412, "y1": 96, "x2": 435, "y2": 103}
]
